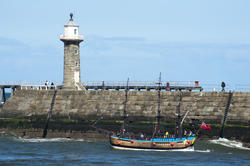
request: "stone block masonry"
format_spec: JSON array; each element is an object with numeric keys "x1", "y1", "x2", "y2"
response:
[
  {"x1": 0, "y1": 90, "x2": 250, "y2": 125},
  {"x1": 62, "y1": 42, "x2": 81, "y2": 89}
]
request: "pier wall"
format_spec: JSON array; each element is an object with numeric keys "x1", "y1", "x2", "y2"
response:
[{"x1": 0, "y1": 90, "x2": 250, "y2": 124}]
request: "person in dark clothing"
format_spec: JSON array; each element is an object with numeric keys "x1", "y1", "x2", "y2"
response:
[
  {"x1": 221, "y1": 81, "x2": 226, "y2": 91},
  {"x1": 50, "y1": 82, "x2": 54, "y2": 89},
  {"x1": 166, "y1": 82, "x2": 170, "y2": 91}
]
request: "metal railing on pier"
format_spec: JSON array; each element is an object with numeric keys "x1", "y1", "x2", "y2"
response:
[
  {"x1": 0, "y1": 80, "x2": 60, "y2": 86},
  {"x1": 199, "y1": 83, "x2": 250, "y2": 92},
  {"x1": 83, "y1": 81, "x2": 202, "y2": 91},
  {"x1": 1, "y1": 80, "x2": 250, "y2": 92},
  {"x1": 0, "y1": 80, "x2": 202, "y2": 92}
]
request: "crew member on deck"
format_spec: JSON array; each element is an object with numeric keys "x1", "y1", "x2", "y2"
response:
[
  {"x1": 140, "y1": 133, "x2": 144, "y2": 139},
  {"x1": 184, "y1": 130, "x2": 187, "y2": 136},
  {"x1": 164, "y1": 131, "x2": 169, "y2": 138}
]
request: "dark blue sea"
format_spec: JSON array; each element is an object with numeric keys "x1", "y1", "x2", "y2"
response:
[
  {"x1": 0, "y1": 133, "x2": 249, "y2": 166},
  {"x1": 1, "y1": 92, "x2": 11, "y2": 102}
]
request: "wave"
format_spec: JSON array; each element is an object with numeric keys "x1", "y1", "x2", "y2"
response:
[
  {"x1": 15, "y1": 137, "x2": 85, "y2": 143},
  {"x1": 171, "y1": 148, "x2": 210, "y2": 153},
  {"x1": 194, "y1": 149, "x2": 211, "y2": 153},
  {"x1": 209, "y1": 138, "x2": 250, "y2": 150}
]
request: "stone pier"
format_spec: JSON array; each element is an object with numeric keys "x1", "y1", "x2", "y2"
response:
[{"x1": 0, "y1": 90, "x2": 250, "y2": 124}]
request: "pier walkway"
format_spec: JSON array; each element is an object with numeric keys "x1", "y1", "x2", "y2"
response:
[
  {"x1": 0, "y1": 81, "x2": 202, "y2": 103},
  {"x1": 84, "y1": 81, "x2": 202, "y2": 91}
]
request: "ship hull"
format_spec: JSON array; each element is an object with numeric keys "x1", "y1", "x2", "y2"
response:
[
  {"x1": 111, "y1": 144, "x2": 194, "y2": 151},
  {"x1": 110, "y1": 136, "x2": 196, "y2": 151}
]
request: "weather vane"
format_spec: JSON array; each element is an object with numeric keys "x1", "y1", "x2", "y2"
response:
[{"x1": 70, "y1": 13, "x2": 73, "y2": 21}]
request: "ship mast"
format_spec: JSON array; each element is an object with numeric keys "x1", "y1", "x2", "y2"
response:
[
  {"x1": 152, "y1": 72, "x2": 162, "y2": 138},
  {"x1": 176, "y1": 92, "x2": 183, "y2": 137},
  {"x1": 121, "y1": 78, "x2": 129, "y2": 137}
]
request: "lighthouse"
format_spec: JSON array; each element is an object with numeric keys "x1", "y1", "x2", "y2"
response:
[{"x1": 60, "y1": 13, "x2": 84, "y2": 90}]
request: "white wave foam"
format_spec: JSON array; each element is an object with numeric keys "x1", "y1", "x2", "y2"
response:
[
  {"x1": 209, "y1": 138, "x2": 250, "y2": 150},
  {"x1": 16, "y1": 137, "x2": 85, "y2": 143},
  {"x1": 194, "y1": 149, "x2": 211, "y2": 153}
]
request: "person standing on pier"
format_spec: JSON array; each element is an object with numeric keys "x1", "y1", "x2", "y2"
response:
[{"x1": 221, "y1": 81, "x2": 226, "y2": 91}]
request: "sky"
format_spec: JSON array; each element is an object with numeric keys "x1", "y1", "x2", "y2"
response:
[{"x1": 1, "y1": 0, "x2": 250, "y2": 90}]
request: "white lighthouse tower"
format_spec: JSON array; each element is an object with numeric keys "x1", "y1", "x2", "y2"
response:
[{"x1": 60, "y1": 13, "x2": 84, "y2": 90}]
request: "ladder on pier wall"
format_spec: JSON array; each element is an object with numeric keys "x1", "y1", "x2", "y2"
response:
[
  {"x1": 219, "y1": 92, "x2": 233, "y2": 138},
  {"x1": 42, "y1": 90, "x2": 57, "y2": 138}
]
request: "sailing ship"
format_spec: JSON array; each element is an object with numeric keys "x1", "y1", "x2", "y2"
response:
[{"x1": 109, "y1": 74, "x2": 197, "y2": 151}]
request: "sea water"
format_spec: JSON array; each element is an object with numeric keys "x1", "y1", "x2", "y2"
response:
[
  {"x1": 0, "y1": 132, "x2": 249, "y2": 166},
  {"x1": 1, "y1": 92, "x2": 11, "y2": 103}
]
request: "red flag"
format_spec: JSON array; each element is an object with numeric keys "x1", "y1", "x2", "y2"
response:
[{"x1": 201, "y1": 122, "x2": 211, "y2": 131}]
